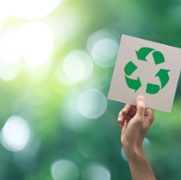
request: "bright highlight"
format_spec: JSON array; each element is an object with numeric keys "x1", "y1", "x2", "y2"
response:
[
  {"x1": 0, "y1": 0, "x2": 62, "y2": 20},
  {"x1": 0, "y1": 116, "x2": 30, "y2": 152},
  {"x1": 18, "y1": 22, "x2": 54, "y2": 68}
]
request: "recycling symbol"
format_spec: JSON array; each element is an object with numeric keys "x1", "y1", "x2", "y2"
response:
[{"x1": 124, "y1": 47, "x2": 170, "y2": 94}]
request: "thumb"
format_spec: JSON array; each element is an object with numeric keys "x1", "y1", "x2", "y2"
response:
[{"x1": 136, "y1": 95, "x2": 145, "y2": 117}]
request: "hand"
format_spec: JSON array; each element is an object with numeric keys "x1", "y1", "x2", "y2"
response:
[
  {"x1": 117, "y1": 96, "x2": 156, "y2": 180},
  {"x1": 117, "y1": 95, "x2": 154, "y2": 150}
]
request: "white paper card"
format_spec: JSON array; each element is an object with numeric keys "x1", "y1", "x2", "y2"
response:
[{"x1": 108, "y1": 35, "x2": 181, "y2": 112}]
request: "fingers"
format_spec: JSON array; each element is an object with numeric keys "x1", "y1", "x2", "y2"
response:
[
  {"x1": 117, "y1": 105, "x2": 130, "y2": 127},
  {"x1": 135, "y1": 96, "x2": 154, "y2": 124},
  {"x1": 145, "y1": 108, "x2": 154, "y2": 124},
  {"x1": 122, "y1": 104, "x2": 133, "y2": 114},
  {"x1": 136, "y1": 95, "x2": 146, "y2": 117},
  {"x1": 117, "y1": 95, "x2": 155, "y2": 127},
  {"x1": 117, "y1": 104, "x2": 136, "y2": 127},
  {"x1": 145, "y1": 108, "x2": 153, "y2": 116}
]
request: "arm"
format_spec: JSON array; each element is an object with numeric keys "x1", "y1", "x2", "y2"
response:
[{"x1": 118, "y1": 95, "x2": 156, "y2": 180}]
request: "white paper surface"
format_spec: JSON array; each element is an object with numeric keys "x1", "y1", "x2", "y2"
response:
[{"x1": 108, "y1": 35, "x2": 181, "y2": 112}]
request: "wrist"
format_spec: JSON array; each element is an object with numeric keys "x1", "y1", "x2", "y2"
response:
[
  {"x1": 123, "y1": 144, "x2": 144, "y2": 160},
  {"x1": 123, "y1": 144, "x2": 156, "y2": 180}
]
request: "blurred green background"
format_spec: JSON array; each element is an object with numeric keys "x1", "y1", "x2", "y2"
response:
[{"x1": 0, "y1": 0, "x2": 180, "y2": 180}]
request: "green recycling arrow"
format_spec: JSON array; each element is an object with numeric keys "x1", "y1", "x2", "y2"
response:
[
  {"x1": 146, "y1": 83, "x2": 160, "y2": 94},
  {"x1": 156, "y1": 69, "x2": 170, "y2": 89},
  {"x1": 125, "y1": 76, "x2": 142, "y2": 92},
  {"x1": 124, "y1": 61, "x2": 138, "y2": 76},
  {"x1": 152, "y1": 51, "x2": 165, "y2": 64},
  {"x1": 136, "y1": 47, "x2": 154, "y2": 61}
]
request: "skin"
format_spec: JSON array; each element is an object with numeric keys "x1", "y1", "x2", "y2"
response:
[{"x1": 117, "y1": 95, "x2": 156, "y2": 180}]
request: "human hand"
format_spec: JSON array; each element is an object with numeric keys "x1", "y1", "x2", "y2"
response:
[{"x1": 117, "y1": 95, "x2": 154, "y2": 150}]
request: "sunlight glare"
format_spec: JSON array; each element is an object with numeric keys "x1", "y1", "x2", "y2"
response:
[
  {"x1": 0, "y1": 0, "x2": 62, "y2": 20},
  {"x1": 0, "y1": 31, "x2": 21, "y2": 64},
  {"x1": 18, "y1": 22, "x2": 53, "y2": 68}
]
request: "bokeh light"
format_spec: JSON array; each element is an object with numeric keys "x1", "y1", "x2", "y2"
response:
[
  {"x1": 62, "y1": 90, "x2": 91, "y2": 132},
  {"x1": 63, "y1": 50, "x2": 93, "y2": 84},
  {"x1": 142, "y1": 137, "x2": 151, "y2": 147},
  {"x1": 0, "y1": 116, "x2": 30, "y2": 152},
  {"x1": 51, "y1": 159, "x2": 79, "y2": 180},
  {"x1": 121, "y1": 147, "x2": 127, "y2": 162},
  {"x1": 0, "y1": 31, "x2": 21, "y2": 64},
  {"x1": 0, "y1": 60, "x2": 21, "y2": 81},
  {"x1": 18, "y1": 22, "x2": 53, "y2": 69},
  {"x1": 82, "y1": 164, "x2": 111, "y2": 180},
  {"x1": 0, "y1": 0, "x2": 62, "y2": 20},
  {"x1": 87, "y1": 30, "x2": 119, "y2": 68},
  {"x1": 77, "y1": 141, "x2": 95, "y2": 159},
  {"x1": 0, "y1": 31, "x2": 21, "y2": 80},
  {"x1": 77, "y1": 89, "x2": 107, "y2": 119}
]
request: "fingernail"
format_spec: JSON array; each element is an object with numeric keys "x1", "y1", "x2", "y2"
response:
[{"x1": 137, "y1": 95, "x2": 144, "y2": 102}]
